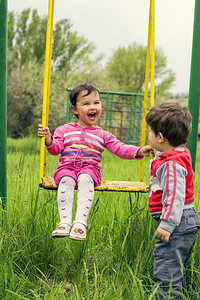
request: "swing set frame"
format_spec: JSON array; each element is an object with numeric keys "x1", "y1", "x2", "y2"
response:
[{"x1": 39, "y1": 0, "x2": 155, "y2": 193}]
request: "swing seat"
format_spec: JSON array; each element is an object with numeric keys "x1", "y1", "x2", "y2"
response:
[{"x1": 40, "y1": 176, "x2": 148, "y2": 193}]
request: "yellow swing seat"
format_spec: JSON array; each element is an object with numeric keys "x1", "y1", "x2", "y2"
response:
[{"x1": 40, "y1": 176, "x2": 149, "y2": 193}]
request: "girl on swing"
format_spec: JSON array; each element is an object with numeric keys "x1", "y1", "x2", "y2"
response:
[{"x1": 38, "y1": 82, "x2": 151, "y2": 241}]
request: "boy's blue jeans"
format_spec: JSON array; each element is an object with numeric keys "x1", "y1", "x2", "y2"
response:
[{"x1": 153, "y1": 208, "x2": 199, "y2": 299}]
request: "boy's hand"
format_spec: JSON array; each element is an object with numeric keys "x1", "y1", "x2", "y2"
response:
[
  {"x1": 156, "y1": 226, "x2": 171, "y2": 243},
  {"x1": 38, "y1": 124, "x2": 52, "y2": 146},
  {"x1": 137, "y1": 145, "x2": 153, "y2": 157}
]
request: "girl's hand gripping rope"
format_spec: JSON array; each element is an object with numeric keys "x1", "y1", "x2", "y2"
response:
[{"x1": 38, "y1": 124, "x2": 52, "y2": 147}]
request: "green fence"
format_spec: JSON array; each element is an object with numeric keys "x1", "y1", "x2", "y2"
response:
[{"x1": 66, "y1": 89, "x2": 147, "y2": 145}]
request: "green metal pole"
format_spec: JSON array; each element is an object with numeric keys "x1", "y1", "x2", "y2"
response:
[
  {"x1": 105, "y1": 94, "x2": 110, "y2": 131},
  {"x1": 109, "y1": 94, "x2": 114, "y2": 132},
  {"x1": 186, "y1": 0, "x2": 200, "y2": 172},
  {"x1": 66, "y1": 89, "x2": 71, "y2": 123},
  {"x1": 0, "y1": 0, "x2": 7, "y2": 210},
  {"x1": 128, "y1": 95, "x2": 134, "y2": 144}
]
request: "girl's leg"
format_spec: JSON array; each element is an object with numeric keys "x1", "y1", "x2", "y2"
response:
[
  {"x1": 70, "y1": 173, "x2": 94, "y2": 240},
  {"x1": 52, "y1": 176, "x2": 76, "y2": 237},
  {"x1": 57, "y1": 176, "x2": 76, "y2": 224},
  {"x1": 75, "y1": 173, "x2": 94, "y2": 224}
]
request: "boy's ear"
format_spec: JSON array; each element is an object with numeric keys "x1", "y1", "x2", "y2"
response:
[
  {"x1": 71, "y1": 105, "x2": 78, "y2": 116},
  {"x1": 158, "y1": 132, "x2": 165, "y2": 143}
]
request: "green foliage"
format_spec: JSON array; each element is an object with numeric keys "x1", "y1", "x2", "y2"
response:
[
  {"x1": 2, "y1": 138, "x2": 200, "y2": 299},
  {"x1": 106, "y1": 43, "x2": 175, "y2": 99},
  {"x1": 8, "y1": 9, "x2": 100, "y2": 74},
  {"x1": 7, "y1": 9, "x2": 176, "y2": 138},
  {"x1": 7, "y1": 9, "x2": 102, "y2": 138},
  {"x1": 106, "y1": 43, "x2": 147, "y2": 93},
  {"x1": 7, "y1": 52, "x2": 44, "y2": 137},
  {"x1": 52, "y1": 19, "x2": 97, "y2": 76},
  {"x1": 8, "y1": 9, "x2": 47, "y2": 65}
]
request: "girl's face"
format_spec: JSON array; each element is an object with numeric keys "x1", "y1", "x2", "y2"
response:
[{"x1": 72, "y1": 90, "x2": 102, "y2": 128}]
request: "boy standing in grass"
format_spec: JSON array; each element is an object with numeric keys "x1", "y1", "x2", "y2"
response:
[{"x1": 146, "y1": 102, "x2": 199, "y2": 299}]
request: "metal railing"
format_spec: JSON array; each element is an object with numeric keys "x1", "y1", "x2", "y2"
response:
[{"x1": 66, "y1": 89, "x2": 148, "y2": 145}]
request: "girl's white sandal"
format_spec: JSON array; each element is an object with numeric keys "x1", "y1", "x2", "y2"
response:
[
  {"x1": 51, "y1": 222, "x2": 72, "y2": 238},
  {"x1": 69, "y1": 221, "x2": 88, "y2": 241}
]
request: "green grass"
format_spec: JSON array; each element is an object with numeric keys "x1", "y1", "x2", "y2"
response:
[{"x1": 1, "y1": 137, "x2": 200, "y2": 299}]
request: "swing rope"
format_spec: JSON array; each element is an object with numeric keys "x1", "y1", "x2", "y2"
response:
[
  {"x1": 140, "y1": 0, "x2": 155, "y2": 182},
  {"x1": 39, "y1": 0, "x2": 55, "y2": 186}
]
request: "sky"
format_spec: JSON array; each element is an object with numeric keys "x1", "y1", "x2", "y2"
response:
[{"x1": 8, "y1": 0, "x2": 196, "y2": 94}]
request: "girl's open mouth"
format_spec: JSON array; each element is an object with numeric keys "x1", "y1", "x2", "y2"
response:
[{"x1": 88, "y1": 113, "x2": 96, "y2": 119}]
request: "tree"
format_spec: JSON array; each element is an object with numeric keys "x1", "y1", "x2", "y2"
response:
[
  {"x1": 8, "y1": 9, "x2": 47, "y2": 66},
  {"x1": 7, "y1": 9, "x2": 103, "y2": 137},
  {"x1": 52, "y1": 19, "x2": 101, "y2": 78},
  {"x1": 7, "y1": 51, "x2": 44, "y2": 137},
  {"x1": 8, "y1": 9, "x2": 100, "y2": 76},
  {"x1": 105, "y1": 43, "x2": 175, "y2": 99}
]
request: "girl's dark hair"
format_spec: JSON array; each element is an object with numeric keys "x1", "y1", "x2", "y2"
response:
[
  {"x1": 146, "y1": 102, "x2": 192, "y2": 147},
  {"x1": 69, "y1": 82, "x2": 100, "y2": 107}
]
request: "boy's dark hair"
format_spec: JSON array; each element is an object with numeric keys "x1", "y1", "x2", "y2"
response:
[
  {"x1": 69, "y1": 82, "x2": 100, "y2": 107},
  {"x1": 146, "y1": 102, "x2": 192, "y2": 147}
]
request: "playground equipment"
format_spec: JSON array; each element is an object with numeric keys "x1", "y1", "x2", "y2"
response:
[
  {"x1": 66, "y1": 89, "x2": 149, "y2": 145},
  {"x1": 0, "y1": 0, "x2": 200, "y2": 213},
  {"x1": 39, "y1": 0, "x2": 156, "y2": 193},
  {"x1": 0, "y1": 0, "x2": 7, "y2": 211},
  {"x1": 37, "y1": 0, "x2": 200, "y2": 193},
  {"x1": 187, "y1": 0, "x2": 200, "y2": 171}
]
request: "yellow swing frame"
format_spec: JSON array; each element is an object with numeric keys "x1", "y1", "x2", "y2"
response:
[{"x1": 39, "y1": 0, "x2": 155, "y2": 193}]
